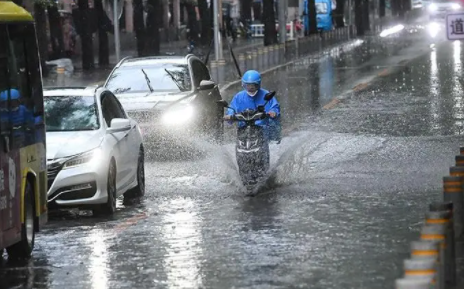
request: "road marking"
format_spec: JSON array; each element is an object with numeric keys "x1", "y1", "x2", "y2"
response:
[
  {"x1": 323, "y1": 98, "x2": 340, "y2": 110},
  {"x1": 352, "y1": 82, "x2": 369, "y2": 91},
  {"x1": 114, "y1": 212, "x2": 147, "y2": 233},
  {"x1": 377, "y1": 68, "x2": 390, "y2": 76}
]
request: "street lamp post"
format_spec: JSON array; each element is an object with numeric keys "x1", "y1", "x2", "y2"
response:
[{"x1": 213, "y1": 0, "x2": 223, "y2": 60}]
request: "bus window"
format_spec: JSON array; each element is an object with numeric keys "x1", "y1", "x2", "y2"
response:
[{"x1": 6, "y1": 24, "x2": 36, "y2": 148}]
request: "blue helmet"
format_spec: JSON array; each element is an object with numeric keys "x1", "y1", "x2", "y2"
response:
[
  {"x1": 242, "y1": 70, "x2": 261, "y2": 88},
  {"x1": 0, "y1": 89, "x2": 21, "y2": 101}
]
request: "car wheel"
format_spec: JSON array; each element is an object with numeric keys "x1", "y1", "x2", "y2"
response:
[
  {"x1": 124, "y1": 148, "x2": 145, "y2": 199},
  {"x1": 94, "y1": 160, "x2": 117, "y2": 216},
  {"x1": 7, "y1": 181, "x2": 35, "y2": 260}
]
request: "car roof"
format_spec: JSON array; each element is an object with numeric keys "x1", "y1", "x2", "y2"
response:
[
  {"x1": 43, "y1": 86, "x2": 102, "y2": 97},
  {"x1": 117, "y1": 56, "x2": 190, "y2": 68}
]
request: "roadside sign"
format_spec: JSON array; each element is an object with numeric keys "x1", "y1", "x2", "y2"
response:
[{"x1": 446, "y1": 12, "x2": 464, "y2": 40}]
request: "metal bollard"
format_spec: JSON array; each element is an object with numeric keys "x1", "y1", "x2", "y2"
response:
[
  {"x1": 238, "y1": 53, "x2": 246, "y2": 76},
  {"x1": 403, "y1": 258, "x2": 437, "y2": 287},
  {"x1": 420, "y1": 224, "x2": 447, "y2": 289},
  {"x1": 460, "y1": 146, "x2": 464, "y2": 155},
  {"x1": 246, "y1": 51, "x2": 253, "y2": 71},
  {"x1": 252, "y1": 50, "x2": 258, "y2": 70},
  {"x1": 455, "y1": 155, "x2": 464, "y2": 166},
  {"x1": 210, "y1": 60, "x2": 218, "y2": 82},
  {"x1": 279, "y1": 43, "x2": 285, "y2": 63},
  {"x1": 273, "y1": 45, "x2": 279, "y2": 66},
  {"x1": 257, "y1": 47, "x2": 264, "y2": 71},
  {"x1": 425, "y1": 211, "x2": 456, "y2": 287},
  {"x1": 395, "y1": 278, "x2": 434, "y2": 289},
  {"x1": 263, "y1": 47, "x2": 269, "y2": 70},
  {"x1": 268, "y1": 45, "x2": 275, "y2": 67},
  {"x1": 444, "y1": 172, "x2": 464, "y2": 238},
  {"x1": 410, "y1": 240, "x2": 441, "y2": 288},
  {"x1": 217, "y1": 59, "x2": 226, "y2": 84}
]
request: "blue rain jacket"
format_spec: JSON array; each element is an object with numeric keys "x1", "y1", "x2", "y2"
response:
[{"x1": 227, "y1": 88, "x2": 282, "y2": 141}]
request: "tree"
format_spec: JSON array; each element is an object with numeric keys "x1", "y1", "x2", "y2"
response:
[
  {"x1": 77, "y1": 0, "x2": 96, "y2": 70},
  {"x1": 362, "y1": 0, "x2": 369, "y2": 31},
  {"x1": 333, "y1": 0, "x2": 345, "y2": 27},
  {"x1": 47, "y1": 4, "x2": 65, "y2": 60},
  {"x1": 145, "y1": 0, "x2": 162, "y2": 55},
  {"x1": 240, "y1": 0, "x2": 252, "y2": 22},
  {"x1": 198, "y1": 0, "x2": 211, "y2": 45},
  {"x1": 379, "y1": 0, "x2": 386, "y2": 17},
  {"x1": 133, "y1": 0, "x2": 145, "y2": 56},
  {"x1": 262, "y1": 0, "x2": 277, "y2": 45},
  {"x1": 307, "y1": 0, "x2": 318, "y2": 34},
  {"x1": 184, "y1": 0, "x2": 199, "y2": 43},
  {"x1": 33, "y1": 0, "x2": 50, "y2": 76},
  {"x1": 95, "y1": 0, "x2": 113, "y2": 67},
  {"x1": 354, "y1": 0, "x2": 364, "y2": 35}
]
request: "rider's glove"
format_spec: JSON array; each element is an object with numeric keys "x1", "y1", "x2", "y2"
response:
[{"x1": 268, "y1": 111, "x2": 277, "y2": 118}]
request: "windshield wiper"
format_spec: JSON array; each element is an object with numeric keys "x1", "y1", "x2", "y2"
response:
[
  {"x1": 164, "y1": 69, "x2": 187, "y2": 92},
  {"x1": 141, "y1": 69, "x2": 154, "y2": 93}
]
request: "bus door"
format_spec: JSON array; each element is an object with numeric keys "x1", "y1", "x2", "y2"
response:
[{"x1": 0, "y1": 24, "x2": 21, "y2": 242}]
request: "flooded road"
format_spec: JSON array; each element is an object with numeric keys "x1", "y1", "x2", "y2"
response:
[{"x1": 3, "y1": 18, "x2": 464, "y2": 289}]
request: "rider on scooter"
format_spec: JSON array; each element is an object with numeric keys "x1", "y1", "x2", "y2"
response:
[{"x1": 224, "y1": 70, "x2": 281, "y2": 140}]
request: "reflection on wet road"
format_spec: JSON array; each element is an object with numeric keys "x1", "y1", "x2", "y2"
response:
[{"x1": 4, "y1": 19, "x2": 464, "y2": 289}]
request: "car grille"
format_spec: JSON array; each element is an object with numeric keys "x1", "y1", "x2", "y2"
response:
[
  {"x1": 127, "y1": 110, "x2": 163, "y2": 124},
  {"x1": 47, "y1": 160, "x2": 63, "y2": 190}
]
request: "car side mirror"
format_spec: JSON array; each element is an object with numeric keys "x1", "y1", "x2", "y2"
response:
[
  {"x1": 264, "y1": 91, "x2": 276, "y2": 101},
  {"x1": 199, "y1": 80, "x2": 216, "y2": 91},
  {"x1": 107, "y1": 118, "x2": 131, "y2": 133}
]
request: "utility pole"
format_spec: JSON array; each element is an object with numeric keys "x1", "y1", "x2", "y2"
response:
[
  {"x1": 113, "y1": 0, "x2": 121, "y2": 63},
  {"x1": 213, "y1": 0, "x2": 223, "y2": 60},
  {"x1": 278, "y1": 0, "x2": 287, "y2": 43}
]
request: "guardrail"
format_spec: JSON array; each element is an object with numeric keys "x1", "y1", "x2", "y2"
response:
[
  {"x1": 250, "y1": 22, "x2": 304, "y2": 40},
  {"x1": 394, "y1": 149, "x2": 464, "y2": 289},
  {"x1": 209, "y1": 25, "x2": 359, "y2": 85}
]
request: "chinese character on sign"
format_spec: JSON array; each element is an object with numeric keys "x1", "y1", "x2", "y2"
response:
[{"x1": 451, "y1": 18, "x2": 464, "y2": 34}]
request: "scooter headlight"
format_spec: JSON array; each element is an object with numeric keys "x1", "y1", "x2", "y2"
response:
[{"x1": 428, "y1": 3, "x2": 438, "y2": 11}]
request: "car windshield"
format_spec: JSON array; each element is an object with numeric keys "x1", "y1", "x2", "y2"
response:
[
  {"x1": 316, "y1": 2, "x2": 328, "y2": 13},
  {"x1": 106, "y1": 63, "x2": 192, "y2": 94},
  {"x1": 44, "y1": 95, "x2": 99, "y2": 131}
]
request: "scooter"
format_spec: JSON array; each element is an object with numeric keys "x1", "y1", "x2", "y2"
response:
[{"x1": 218, "y1": 91, "x2": 276, "y2": 194}]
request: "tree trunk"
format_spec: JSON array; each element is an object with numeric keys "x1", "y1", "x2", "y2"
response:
[
  {"x1": 33, "y1": 3, "x2": 49, "y2": 76},
  {"x1": 262, "y1": 0, "x2": 277, "y2": 45},
  {"x1": 145, "y1": 0, "x2": 161, "y2": 55},
  {"x1": 47, "y1": 5, "x2": 65, "y2": 60},
  {"x1": 379, "y1": 0, "x2": 386, "y2": 17},
  {"x1": 354, "y1": 0, "x2": 364, "y2": 35},
  {"x1": 133, "y1": 0, "x2": 145, "y2": 57},
  {"x1": 95, "y1": 0, "x2": 112, "y2": 66},
  {"x1": 334, "y1": 0, "x2": 345, "y2": 27},
  {"x1": 241, "y1": 0, "x2": 252, "y2": 21},
  {"x1": 362, "y1": 0, "x2": 369, "y2": 31},
  {"x1": 198, "y1": 0, "x2": 211, "y2": 45},
  {"x1": 307, "y1": 0, "x2": 318, "y2": 34},
  {"x1": 185, "y1": 2, "x2": 199, "y2": 43},
  {"x1": 78, "y1": 0, "x2": 95, "y2": 70}
]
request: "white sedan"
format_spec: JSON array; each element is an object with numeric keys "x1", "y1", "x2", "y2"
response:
[{"x1": 44, "y1": 86, "x2": 144, "y2": 216}]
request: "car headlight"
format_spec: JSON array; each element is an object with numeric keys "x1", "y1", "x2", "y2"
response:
[
  {"x1": 428, "y1": 3, "x2": 437, "y2": 11},
  {"x1": 452, "y1": 3, "x2": 461, "y2": 9},
  {"x1": 63, "y1": 147, "x2": 103, "y2": 169},
  {"x1": 162, "y1": 106, "x2": 194, "y2": 125}
]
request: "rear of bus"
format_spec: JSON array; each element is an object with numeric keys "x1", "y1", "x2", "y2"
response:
[{"x1": 0, "y1": 0, "x2": 47, "y2": 259}]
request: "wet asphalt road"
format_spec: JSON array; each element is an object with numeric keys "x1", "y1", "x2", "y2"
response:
[{"x1": 3, "y1": 18, "x2": 464, "y2": 289}]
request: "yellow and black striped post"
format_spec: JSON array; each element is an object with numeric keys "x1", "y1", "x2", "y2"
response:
[
  {"x1": 443, "y1": 173, "x2": 464, "y2": 238},
  {"x1": 425, "y1": 211, "x2": 455, "y2": 287}
]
